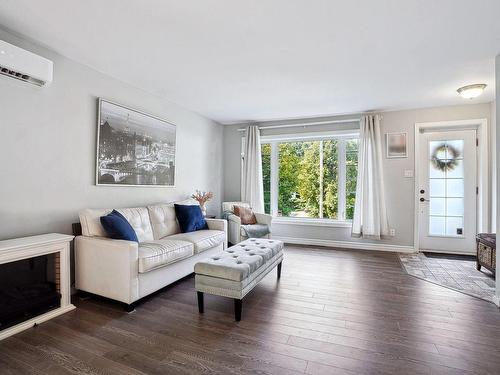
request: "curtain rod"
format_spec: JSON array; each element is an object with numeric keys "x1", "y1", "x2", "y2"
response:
[{"x1": 236, "y1": 117, "x2": 360, "y2": 132}]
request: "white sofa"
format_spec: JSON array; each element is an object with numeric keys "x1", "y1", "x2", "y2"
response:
[
  {"x1": 223, "y1": 201, "x2": 273, "y2": 245},
  {"x1": 75, "y1": 200, "x2": 227, "y2": 310}
]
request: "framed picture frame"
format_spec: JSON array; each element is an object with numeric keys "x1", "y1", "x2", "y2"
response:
[
  {"x1": 386, "y1": 132, "x2": 407, "y2": 158},
  {"x1": 96, "y1": 98, "x2": 177, "y2": 187}
]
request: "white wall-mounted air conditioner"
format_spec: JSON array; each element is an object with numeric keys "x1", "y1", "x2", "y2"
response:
[{"x1": 0, "y1": 40, "x2": 53, "y2": 86}]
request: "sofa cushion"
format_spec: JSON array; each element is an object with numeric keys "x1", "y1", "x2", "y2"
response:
[
  {"x1": 116, "y1": 207, "x2": 154, "y2": 242},
  {"x1": 147, "y1": 199, "x2": 198, "y2": 240},
  {"x1": 79, "y1": 206, "x2": 154, "y2": 242},
  {"x1": 100, "y1": 210, "x2": 139, "y2": 242},
  {"x1": 234, "y1": 205, "x2": 257, "y2": 225},
  {"x1": 139, "y1": 239, "x2": 194, "y2": 273},
  {"x1": 80, "y1": 208, "x2": 114, "y2": 237},
  {"x1": 168, "y1": 230, "x2": 225, "y2": 254},
  {"x1": 174, "y1": 204, "x2": 208, "y2": 233},
  {"x1": 148, "y1": 203, "x2": 180, "y2": 240}
]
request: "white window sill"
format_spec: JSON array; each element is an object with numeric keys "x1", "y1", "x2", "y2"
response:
[{"x1": 272, "y1": 217, "x2": 353, "y2": 228}]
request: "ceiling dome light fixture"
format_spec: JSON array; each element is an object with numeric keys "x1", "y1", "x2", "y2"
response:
[{"x1": 457, "y1": 84, "x2": 487, "y2": 99}]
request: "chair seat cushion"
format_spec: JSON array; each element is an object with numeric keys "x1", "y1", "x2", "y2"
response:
[
  {"x1": 168, "y1": 230, "x2": 225, "y2": 254},
  {"x1": 194, "y1": 239, "x2": 283, "y2": 281},
  {"x1": 240, "y1": 224, "x2": 270, "y2": 238},
  {"x1": 139, "y1": 239, "x2": 194, "y2": 273}
]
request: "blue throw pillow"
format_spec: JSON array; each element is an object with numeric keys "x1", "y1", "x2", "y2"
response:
[
  {"x1": 174, "y1": 204, "x2": 208, "y2": 233},
  {"x1": 100, "y1": 210, "x2": 139, "y2": 242}
]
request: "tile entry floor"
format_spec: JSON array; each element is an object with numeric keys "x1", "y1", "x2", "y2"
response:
[{"x1": 399, "y1": 252, "x2": 496, "y2": 302}]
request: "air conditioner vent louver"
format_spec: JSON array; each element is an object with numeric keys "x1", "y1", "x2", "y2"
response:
[{"x1": 0, "y1": 64, "x2": 45, "y2": 86}]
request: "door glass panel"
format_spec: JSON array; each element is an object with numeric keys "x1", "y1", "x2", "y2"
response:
[
  {"x1": 429, "y1": 179, "x2": 445, "y2": 197},
  {"x1": 446, "y1": 198, "x2": 464, "y2": 216},
  {"x1": 447, "y1": 160, "x2": 464, "y2": 178},
  {"x1": 446, "y1": 217, "x2": 464, "y2": 236},
  {"x1": 430, "y1": 198, "x2": 445, "y2": 215},
  {"x1": 429, "y1": 216, "x2": 446, "y2": 236},
  {"x1": 446, "y1": 179, "x2": 464, "y2": 197},
  {"x1": 428, "y1": 139, "x2": 465, "y2": 237},
  {"x1": 429, "y1": 165, "x2": 446, "y2": 178},
  {"x1": 429, "y1": 141, "x2": 447, "y2": 159},
  {"x1": 446, "y1": 140, "x2": 464, "y2": 158}
]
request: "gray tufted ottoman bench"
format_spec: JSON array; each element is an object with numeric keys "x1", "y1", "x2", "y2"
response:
[{"x1": 194, "y1": 238, "x2": 284, "y2": 321}]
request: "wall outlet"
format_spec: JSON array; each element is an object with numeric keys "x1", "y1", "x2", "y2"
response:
[{"x1": 389, "y1": 228, "x2": 396, "y2": 236}]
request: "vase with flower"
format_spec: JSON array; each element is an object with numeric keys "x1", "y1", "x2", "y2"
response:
[{"x1": 191, "y1": 190, "x2": 213, "y2": 217}]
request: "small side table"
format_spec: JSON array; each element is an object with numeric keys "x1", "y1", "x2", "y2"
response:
[{"x1": 476, "y1": 233, "x2": 496, "y2": 278}]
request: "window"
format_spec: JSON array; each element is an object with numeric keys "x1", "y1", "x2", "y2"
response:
[{"x1": 257, "y1": 134, "x2": 359, "y2": 222}]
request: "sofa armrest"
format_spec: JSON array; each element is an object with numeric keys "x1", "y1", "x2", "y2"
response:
[
  {"x1": 205, "y1": 218, "x2": 226, "y2": 231},
  {"x1": 254, "y1": 212, "x2": 273, "y2": 228},
  {"x1": 225, "y1": 214, "x2": 241, "y2": 246},
  {"x1": 206, "y1": 218, "x2": 228, "y2": 249},
  {"x1": 227, "y1": 213, "x2": 241, "y2": 225},
  {"x1": 75, "y1": 236, "x2": 139, "y2": 304}
]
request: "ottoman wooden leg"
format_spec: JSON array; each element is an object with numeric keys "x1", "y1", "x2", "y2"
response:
[
  {"x1": 277, "y1": 261, "x2": 282, "y2": 279},
  {"x1": 124, "y1": 303, "x2": 136, "y2": 313},
  {"x1": 234, "y1": 299, "x2": 242, "y2": 321},
  {"x1": 197, "y1": 291, "x2": 204, "y2": 314}
]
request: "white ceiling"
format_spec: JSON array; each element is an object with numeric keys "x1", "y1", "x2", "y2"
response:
[{"x1": 0, "y1": 0, "x2": 499, "y2": 124}]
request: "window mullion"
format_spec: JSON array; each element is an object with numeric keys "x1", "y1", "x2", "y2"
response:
[
  {"x1": 338, "y1": 139, "x2": 347, "y2": 220},
  {"x1": 319, "y1": 140, "x2": 324, "y2": 218},
  {"x1": 270, "y1": 142, "x2": 279, "y2": 217}
]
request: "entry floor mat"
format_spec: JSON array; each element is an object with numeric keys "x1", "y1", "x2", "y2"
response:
[{"x1": 399, "y1": 252, "x2": 495, "y2": 302}]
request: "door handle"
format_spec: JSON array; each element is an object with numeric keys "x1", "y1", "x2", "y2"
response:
[{"x1": 419, "y1": 197, "x2": 429, "y2": 202}]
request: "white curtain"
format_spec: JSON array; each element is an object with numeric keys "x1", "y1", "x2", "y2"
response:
[
  {"x1": 352, "y1": 114, "x2": 390, "y2": 239},
  {"x1": 241, "y1": 126, "x2": 265, "y2": 213}
]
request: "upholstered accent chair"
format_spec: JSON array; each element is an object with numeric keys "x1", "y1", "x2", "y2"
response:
[{"x1": 222, "y1": 201, "x2": 272, "y2": 245}]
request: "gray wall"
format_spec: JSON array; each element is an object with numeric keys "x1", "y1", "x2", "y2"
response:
[
  {"x1": 492, "y1": 100, "x2": 497, "y2": 231},
  {"x1": 223, "y1": 103, "x2": 493, "y2": 248},
  {"x1": 0, "y1": 28, "x2": 224, "y2": 240},
  {"x1": 496, "y1": 53, "x2": 499, "y2": 305}
]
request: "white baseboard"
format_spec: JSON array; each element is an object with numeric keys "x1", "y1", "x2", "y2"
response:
[
  {"x1": 273, "y1": 236, "x2": 416, "y2": 253},
  {"x1": 493, "y1": 295, "x2": 500, "y2": 307}
]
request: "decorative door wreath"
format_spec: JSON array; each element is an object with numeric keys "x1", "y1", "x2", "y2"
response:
[{"x1": 431, "y1": 143, "x2": 460, "y2": 172}]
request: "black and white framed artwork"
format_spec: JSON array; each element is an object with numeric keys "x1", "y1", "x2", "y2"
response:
[{"x1": 96, "y1": 99, "x2": 176, "y2": 186}]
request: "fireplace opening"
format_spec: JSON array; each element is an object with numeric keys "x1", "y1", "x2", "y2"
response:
[{"x1": 0, "y1": 254, "x2": 61, "y2": 331}]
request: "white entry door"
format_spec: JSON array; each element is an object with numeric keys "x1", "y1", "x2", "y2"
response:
[{"x1": 417, "y1": 129, "x2": 477, "y2": 254}]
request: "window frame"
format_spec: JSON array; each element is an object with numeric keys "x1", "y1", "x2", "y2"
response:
[{"x1": 242, "y1": 129, "x2": 359, "y2": 227}]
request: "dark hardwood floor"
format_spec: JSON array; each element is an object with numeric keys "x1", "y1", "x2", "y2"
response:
[{"x1": 1, "y1": 245, "x2": 500, "y2": 374}]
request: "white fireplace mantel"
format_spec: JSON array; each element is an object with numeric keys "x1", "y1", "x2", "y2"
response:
[{"x1": 0, "y1": 233, "x2": 75, "y2": 340}]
